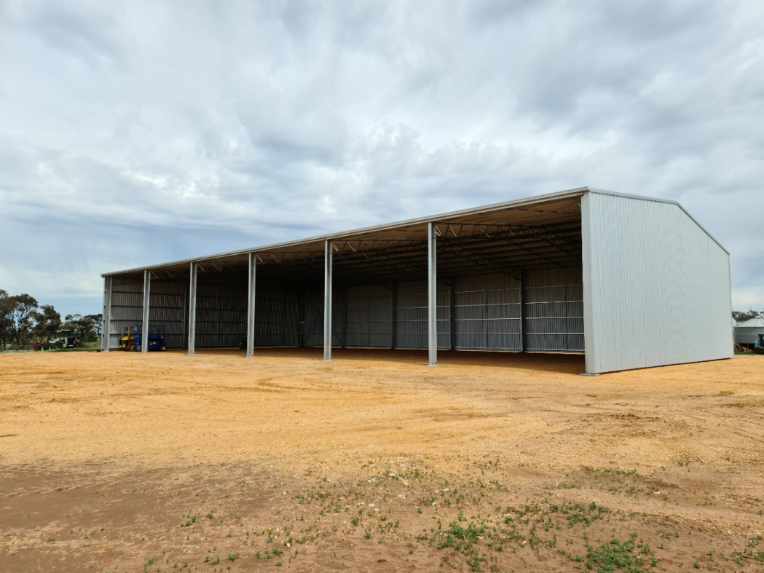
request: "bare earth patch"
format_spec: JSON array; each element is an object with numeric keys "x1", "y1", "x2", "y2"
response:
[{"x1": 1, "y1": 350, "x2": 763, "y2": 571}]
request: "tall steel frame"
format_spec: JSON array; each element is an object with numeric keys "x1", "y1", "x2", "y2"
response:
[
  {"x1": 101, "y1": 275, "x2": 112, "y2": 352},
  {"x1": 427, "y1": 222, "x2": 437, "y2": 366},
  {"x1": 246, "y1": 252, "x2": 257, "y2": 357},
  {"x1": 323, "y1": 239, "x2": 333, "y2": 360},
  {"x1": 141, "y1": 269, "x2": 151, "y2": 353},
  {"x1": 187, "y1": 262, "x2": 197, "y2": 354},
  {"x1": 324, "y1": 240, "x2": 332, "y2": 360}
]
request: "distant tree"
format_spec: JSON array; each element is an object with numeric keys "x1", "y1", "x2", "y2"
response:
[
  {"x1": 0, "y1": 290, "x2": 13, "y2": 350},
  {"x1": 63, "y1": 313, "x2": 101, "y2": 342},
  {"x1": 9, "y1": 293, "x2": 38, "y2": 346},
  {"x1": 63, "y1": 314, "x2": 80, "y2": 333},
  {"x1": 31, "y1": 305, "x2": 61, "y2": 346},
  {"x1": 732, "y1": 310, "x2": 761, "y2": 322},
  {"x1": 85, "y1": 314, "x2": 103, "y2": 339},
  {"x1": 0, "y1": 291, "x2": 102, "y2": 350}
]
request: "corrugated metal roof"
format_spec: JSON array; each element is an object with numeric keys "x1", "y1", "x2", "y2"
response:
[
  {"x1": 734, "y1": 318, "x2": 764, "y2": 328},
  {"x1": 103, "y1": 186, "x2": 729, "y2": 277}
]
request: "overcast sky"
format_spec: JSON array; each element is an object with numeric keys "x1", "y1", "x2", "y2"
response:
[{"x1": 1, "y1": 1, "x2": 762, "y2": 316}]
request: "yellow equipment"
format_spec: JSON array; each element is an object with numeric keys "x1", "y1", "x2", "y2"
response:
[{"x1": 119, "y1": 327, "x2": 136, "y2": 351}]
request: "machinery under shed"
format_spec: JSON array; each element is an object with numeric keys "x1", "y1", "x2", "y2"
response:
[{"x1": 101, "y1": 187, "x2": 733, "y2": 374}]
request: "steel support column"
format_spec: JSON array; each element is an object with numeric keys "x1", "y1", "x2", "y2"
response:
[
  {"x1": 246, "y1": 253, "x2": 256, "y2": 357},
  {"x1": 188, "y1": 262, "x2": 197, "y2": 354},
  {"x1": 102, "y1": 276, "x2": 112, "y2": 352},
  {"x1": 323, "y1": 239, "x2": 333, "y2": 361},
  {"x1": 427, "y1": 222, "x2": 438, "y2": 366},
  {"x1": 141, "y1": 269, "x2": 151, "y2": 354}
]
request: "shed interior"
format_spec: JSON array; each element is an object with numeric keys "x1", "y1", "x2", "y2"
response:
[{"x1": 106, "y1": 195, "x2": 585, "y2": 355}]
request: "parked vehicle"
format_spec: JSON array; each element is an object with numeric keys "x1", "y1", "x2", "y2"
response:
[
  {"x1": 48, "y1": 331, "x2": 81, "y2": 349},
  {"x1": 134, "y1": 332, "x2": 167, "y2": 352},
  {"x1": 119, "y1": 326, "x2": 166, "y2": 351}
]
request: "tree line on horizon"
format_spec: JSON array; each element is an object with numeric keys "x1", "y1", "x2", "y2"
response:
[
  {"x1": 732, "y1": 310, "x2": 762, "y2": 322},
  {"x1": 0, "y1": 289, "x2": 102, "y2": 351}
]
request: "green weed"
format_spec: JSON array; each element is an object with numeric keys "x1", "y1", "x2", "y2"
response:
[{"x1": 584, "y1": 534, "x2": 656, "y2": 572}]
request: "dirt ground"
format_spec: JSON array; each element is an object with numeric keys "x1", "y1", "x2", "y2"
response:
[{"x1": 1, "y1": 349, "x2": 763, "y2": 572}]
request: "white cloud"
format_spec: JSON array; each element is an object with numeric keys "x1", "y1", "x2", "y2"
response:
[{"x1": 0, "y1": 0, "x2": 762, "y2": 314}]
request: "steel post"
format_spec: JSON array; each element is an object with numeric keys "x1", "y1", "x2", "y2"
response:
[
  {"x1": 427, "y1": 222, "x2": 438, "y2": 366},
  {"x1": 246, "y1": 253, "x2": 256, "y2": 357},
  {"x1": 323, "y1": 239, "x2": 333, "y2": 361},
  {"x1": 141, "y1": 269, "x2": 151, "y2": 354},
  {"x1": 102, "y1": 276, "x2": 112, "y2": 352},
  {"x1": 188, "y1": 262, "x2": 197, "y2": 354}
]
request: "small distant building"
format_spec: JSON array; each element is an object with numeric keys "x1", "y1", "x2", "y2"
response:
[{"x1": 733, "y1": 318, "x2": 764, "y2": 348}]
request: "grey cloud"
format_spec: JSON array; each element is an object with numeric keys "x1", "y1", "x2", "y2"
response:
[{"x1": 0, "y1": 0, "x2": 762, "y2": 315}]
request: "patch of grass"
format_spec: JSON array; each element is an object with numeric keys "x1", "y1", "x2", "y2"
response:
[
  {"x1": 377, "y1": 516, "x2": 400, "y2": 534},
  {"x1": 436, "y1": 520, "x2": 485, "y2": 550},
  {"x1": 181, "y1": 514, "x2": 198, "y2": 527},
  {"x1": 577, "y1": 466, "x2": 674, "y2": 497},
  {"x1": 256, "y1": 547, "x2": 283, "y2": 560},
  {"x1": 430, "y1": 520, "x2": 488, "y2": 572},
  {"x1": 550, "y1": 501, "x2": 609, "y2": 527},
  {"x1": 227, "y1": 552, "x2": 238, "y2": 562},
  {"x1": 584, "y1": 534, "x2": 656, "y2": 572},
  {"x1": 583, "y1": 467, "x2": 640, "y2": 479},
  {"x1": 730, "y1": 535, "x2": 764, "y2": 566}
]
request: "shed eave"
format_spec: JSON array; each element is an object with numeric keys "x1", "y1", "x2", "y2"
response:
[{"x1": 102, "y1": 185, "x2": 591, "y2": 277}]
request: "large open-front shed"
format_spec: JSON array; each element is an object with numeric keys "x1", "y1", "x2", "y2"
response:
[{"x1": 101, "y1": 188, "x2": 732, "y2": 374}]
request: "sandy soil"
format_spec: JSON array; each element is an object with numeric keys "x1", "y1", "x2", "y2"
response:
[{"x1": 0, "y1": 349, "x2": 763, "y2": 572}]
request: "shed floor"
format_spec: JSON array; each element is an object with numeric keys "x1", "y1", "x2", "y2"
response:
[{"x1": 187, "y1": 347, "x2": 586, "y2": 374}]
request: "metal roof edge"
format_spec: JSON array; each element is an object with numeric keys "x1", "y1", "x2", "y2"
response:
[
  {"x1": 733, "y1": 318, "x2": 764, "y2": 328},
  {"x1": 587, "y1": 188, "x2": 729, "y2": 255},
  {"x1": 102, "y1": 186, "x2": 591, "y2": 276}
]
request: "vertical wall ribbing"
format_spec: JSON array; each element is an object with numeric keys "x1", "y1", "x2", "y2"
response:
[
  {"x1": 523, "y1": 268, "x2": 583, "y2": 352},
  {"x1": 453, "y1": 273, "x2": 521, "y2": 351},
  {"x1": 449, "y1": 281, "x2": 456, "y2": 350},
  {"x1": 391, "y1": 280, "x2": 398, "y2": 349},
  {"x1": 584, "y1": 192, "x2": 731, "y2": 373},
  {"x1": 519, "y1": 270, "x2": 527, "y2": 352}
]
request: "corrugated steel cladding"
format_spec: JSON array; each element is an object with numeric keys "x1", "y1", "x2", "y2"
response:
[
  {"x1": 104, "y1": 188, "x2": 732, "y2": 373},
  {"x1": 582, "y1": 193, "x2": 732, "y2": 373},
  {"x1": 733, "y1": 322, "x2": 764, "y2": 345},
  {"x1": 108, "y1": 270, "x2": 584, "y2": 353}
]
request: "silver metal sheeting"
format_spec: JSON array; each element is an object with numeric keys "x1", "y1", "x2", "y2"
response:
[{"x1": 108, "y1": 268, "x2": 583, "y2": 353}]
